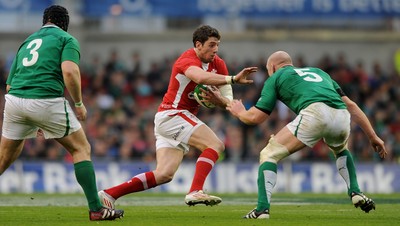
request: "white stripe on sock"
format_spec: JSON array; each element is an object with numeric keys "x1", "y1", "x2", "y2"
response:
[
  {"x1": 197, "y1": 157, "x2": 215, "y2": 167},
  {"x1": 136, "y1": 173, "x2": 149, "y2": 189}
]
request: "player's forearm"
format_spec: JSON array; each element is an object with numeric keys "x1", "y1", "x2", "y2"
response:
[
  {"x1": 239, "y1": 106, "x2": 270, "y2": 125},
  {"x1": 352, "y1": 112, "x2": 377, "y2": 139},
  {"x1": 237, "y1": 111, "x2": 258, "y2": 125},
  {"x1": 63, "y1": 71, "x2": 83, "y2": 104},
  {"x1": 347, "y1": 101, "x2": 377, "y2": 139},
  {"x1": 216, "y1": 85, "x2": 233, "y2": 108},
  {"x1": 64, "y1": 75, "x2": 83, "y2": 104},
  {"x1": 216, "y1": 96, "x2": 231, "y2": 108},
  {"x1": 62, "y1": 61, "x2": 83, "y2": 105},
  {"x1": 186, "y1": 66, "x2": 233, "y2": 86}
]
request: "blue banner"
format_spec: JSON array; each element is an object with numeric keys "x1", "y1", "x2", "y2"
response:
[
  {"x1": 1, "y1": 161, "x2": 399, "y2": 193},
  {"x1": 0, "y1": 0, "x2": 53, "y2": 12},
  {"x1": 83, "y1": 0, "x2": 400, "y2": 18}
]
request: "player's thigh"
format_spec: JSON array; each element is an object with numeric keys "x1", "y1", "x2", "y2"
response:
[
  {"x1": 274, "y1": 126, "x2": 306, "y2": 153},
  {"x1": 0, "y1": 137, "x2": 25, "y2": 172},
  {"x1": 189, "y1": 124, "x2": 224, "y2": 152},
  {"x1": 56, "y1": 128, "x2": 90, "y2": 158},
  {"x1": 154, "y1": 147, "x2": 184, "y2": 177}
]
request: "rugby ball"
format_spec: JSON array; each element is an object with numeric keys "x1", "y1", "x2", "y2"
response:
[{"x1": 193, "y1": 84, "x2": 216, "y2": 108}]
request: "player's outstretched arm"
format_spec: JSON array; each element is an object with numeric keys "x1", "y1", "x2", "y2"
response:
[
  {"x1": 342, "y1": 96, "x2": 387, "y2": 158},
  {"x1": 226, "y1": 99, "x2": 269, "y2": 125},
  {"x1": 185, "y1": 66, "x2": 257, "y2": 86}
]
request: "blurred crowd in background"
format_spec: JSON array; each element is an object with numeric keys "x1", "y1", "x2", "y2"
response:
[{"x1": 0, "y1": 50, "x2": 399, "y2": 164}]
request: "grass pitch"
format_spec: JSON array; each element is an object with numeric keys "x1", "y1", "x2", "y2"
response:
[{"x1": 0, "y1": 193, "x2": 399, "y2": 226}]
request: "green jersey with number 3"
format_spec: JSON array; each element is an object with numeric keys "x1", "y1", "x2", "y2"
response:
[
  {"x1": 6, "y1": 25, "x2": 80, "y2": 99},
  {"x1": 256, "y1": 65, "x2": 346, "y2": 114}
]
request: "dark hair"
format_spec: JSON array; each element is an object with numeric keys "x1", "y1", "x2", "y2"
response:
[
  {"x1": 42, "y1": 5, "x2": 69, "y2": 31},
  {"x1": 192, "y1": 25, "x2": 220, "y2": 47}
]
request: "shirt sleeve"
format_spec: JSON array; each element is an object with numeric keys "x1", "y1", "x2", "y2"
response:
[
  {"x1": 255, "y1": 78, "x2": 277, "y2": 114},
  {"x1": 61, "y1": 37, "x2": 80, "y2": 65},
  {"x1": 175, "y1": 55, "x2": 201, "y2": 75}
]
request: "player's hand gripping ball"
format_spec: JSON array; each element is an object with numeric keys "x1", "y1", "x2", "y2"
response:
[{"x1": 193, "y1": 84, "x2": 216, "y2": 108}]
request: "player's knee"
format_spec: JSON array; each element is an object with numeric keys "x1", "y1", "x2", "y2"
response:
[
  {"x1": 200, "y1": 138, "x2": 225, "y2": 153},
  {"x1": 260, "y1": 137, "x2": 290, "y2": 164},
  {"x1": 156, "y1": 171, "x2": 175, "y2": 184},
  {"x1": 213, "y1": 139, "x2": 225, "y2": 153},
  {"x1": 70, "y1": 141, "x2": 91, "y2": 158},
  {"x1": 330, "y1": 143, "x2": 348, "y2": 156},
  {"x1": 80, "y1": 141, "x2": 91, "y2": 156},
  {"x1": 207, "y1": 141, "x2": 225, "y2": 157}
]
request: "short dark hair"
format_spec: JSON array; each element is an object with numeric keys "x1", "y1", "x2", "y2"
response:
[
  {"x1": 42, "y1": 5, "x2": 69, "y2": 31},
  {"x1": 192, "y1": 25, "x2": 220, "y2": 47}
]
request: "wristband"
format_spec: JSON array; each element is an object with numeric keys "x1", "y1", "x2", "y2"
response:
[
  {"x1": 231, "y1": 76, "x2": 236, "y2": 84},
  {"x1": 225, "y1": 76, "x2": 235, "y2": 84},
  {"x1": 225, "y1": 76, "x2": 231, "y2": 84},
  {"x1": 74, "y1": 101, "x2": 83, "y2": 107}
]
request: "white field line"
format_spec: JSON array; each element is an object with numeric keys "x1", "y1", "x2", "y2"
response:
[{"x1": 0, "y1": 195, "x2": 333, "y2": 206}]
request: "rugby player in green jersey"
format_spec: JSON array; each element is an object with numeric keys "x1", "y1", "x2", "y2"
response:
[
  {"x1": 227, "y1": 51, "x2": 387, "y2": 219},
  {"x1": 0, "y1": 5, "x2": 123, "y2": 221}
]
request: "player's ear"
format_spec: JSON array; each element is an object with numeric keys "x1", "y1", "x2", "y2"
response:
[{"x1": 195, "y1": 41, "x2": 202, "y2": 48}]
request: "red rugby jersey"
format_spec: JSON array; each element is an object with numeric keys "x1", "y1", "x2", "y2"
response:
[{"x1": 158, "y1": 48, "x2": 228, "y2": 115}]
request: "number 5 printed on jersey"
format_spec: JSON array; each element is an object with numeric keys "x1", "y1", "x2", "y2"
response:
[
  {"x1": 294, "y1": 68, "x2": 323, "y2": 82},
  {"x1": 22, "y1": 39, "x2": 43, "y2": 67}
]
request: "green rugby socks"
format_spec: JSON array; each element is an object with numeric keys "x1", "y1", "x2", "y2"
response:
[
  {"x1": 336, "y1": 150, "x2": 361, "y2": 196},
  {"x1": 257, "y1": 161, "x2": 277, "y2": 211},
  {"x1": 74, "y1": 160, "x2": 103, "y2": 211}
]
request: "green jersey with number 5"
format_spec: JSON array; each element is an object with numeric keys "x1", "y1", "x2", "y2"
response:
[
  {"x1": 6, "y1": 25, "x2": 80, "y2": 99},
  {"x1": 256, "y1": 65, "x2": 346, "y2": 115}
]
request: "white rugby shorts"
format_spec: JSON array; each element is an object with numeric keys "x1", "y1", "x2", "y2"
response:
[
  {"x1": 154, "y1": 109, "x2": 204, "y2": 153},
  {"x1": 287, "y1": 102, "x2": 351, "y2": 149},
  {"x1": 2, "y1": 94, "x2": 81, "y2": 139}
]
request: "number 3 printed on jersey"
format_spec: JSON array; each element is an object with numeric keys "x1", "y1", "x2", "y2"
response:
[
  {"x1": 22, "y1": 39, "x2": 42, "y2": 67},
  {"x1": 294, "y1": 68, "x2": 323, "y2": 82}
]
